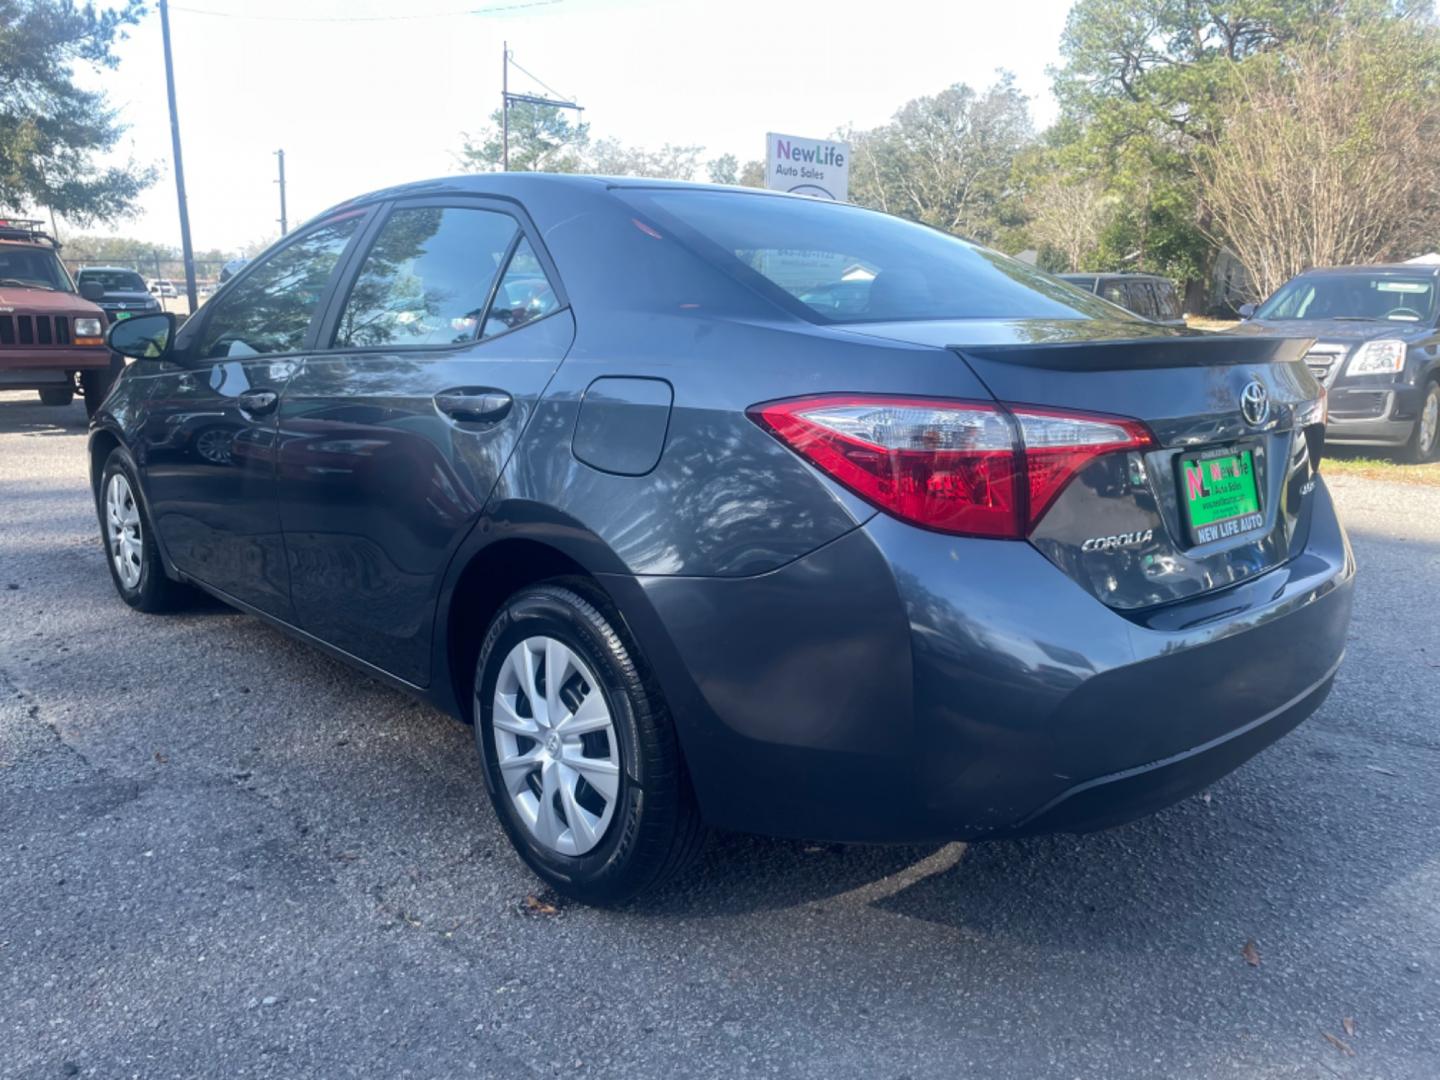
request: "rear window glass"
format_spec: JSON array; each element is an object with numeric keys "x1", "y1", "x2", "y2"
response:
[
  {"x1": 617, "y1": 190, "x2": 1128, "y2": 325},
  {"x1": 1256, "y1": 273, "x2": 1438, "y2": 322}
]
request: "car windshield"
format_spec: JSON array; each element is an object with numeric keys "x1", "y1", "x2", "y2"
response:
[
  {"x1": 80, "y1": 269, "x2": 146, "y2": 291},
  {"x1": 0, "y1": 245, "x2": 73, "y2": 291},
  {"x1": 618, "y1": 189, "x2": 1130, "y2": 324},
  {"x1": 1255, "y1": 272, "x2": 1438, "y2": 322}
]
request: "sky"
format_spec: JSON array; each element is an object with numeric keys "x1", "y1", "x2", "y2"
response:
[{"x1": 76, "y1": 0, "x2": 1074, "y2": 252}]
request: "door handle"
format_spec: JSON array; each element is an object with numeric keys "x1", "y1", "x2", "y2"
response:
[
  {"x1": 434, "y1": 389, "x2": 513, "y2": 424},
  {"x1": 236, "y1": 389, "x2": 279, "y2": 416}
]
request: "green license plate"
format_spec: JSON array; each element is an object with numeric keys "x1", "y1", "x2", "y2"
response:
[
  {"x1": 1179, "y1": 448, "x2": 1263, "y2": 544},
  {"x1": 113, "y1": 311, "x2": 132, "y2": 320}
]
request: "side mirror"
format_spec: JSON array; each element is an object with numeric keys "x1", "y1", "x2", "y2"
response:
[
  {"x1": 79, "y1": 280, "x2": 105, "y2": 302},
  {"x1": 1237, "y1": 303, "x2": 1256, "y2": 320},
  {"x1": 107, "y1": 312, "x2": 177, "y2": 362}
]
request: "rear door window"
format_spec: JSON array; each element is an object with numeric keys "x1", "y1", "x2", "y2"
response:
[
  {"x1": 482, "y1": 238, "x2": 561, "y2": 339},
  {"x1": 1124, "y1": 282, "x2": 1158, "y2": 319},
  {"x1": 333, "y1": 205, "x2": 519, "y2": 349},
  {"x1": 1152, "y1": 281, "x2": 1182, "y2": 320}
]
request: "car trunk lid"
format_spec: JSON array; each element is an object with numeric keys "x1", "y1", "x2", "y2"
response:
[{"x1": 841, "y1": 319, "x2": 1325, "y2": 612}]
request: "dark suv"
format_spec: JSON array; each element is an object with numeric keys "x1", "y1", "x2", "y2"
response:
[
  {"x1": 1232, "y1": 265, "x2": 1440, "y2": 462},
  {"x1": 90, "y1": 176, "x2": 1351, "y2": 903},
  {"x1": 76, "y1": 266, "x2": 163, "y2": 324},
  {"x1": 1060, "y1": 272, "x2": 1186, "y2": 327}
]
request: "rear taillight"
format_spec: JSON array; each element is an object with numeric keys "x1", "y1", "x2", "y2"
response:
[{"x1": 749, "y1": 395, "x2": 1154, "y2": 539}]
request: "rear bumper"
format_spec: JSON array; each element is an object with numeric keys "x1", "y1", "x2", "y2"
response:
[{"x1": 622, "y1": 480, "x2": 1354, "y2": 843}]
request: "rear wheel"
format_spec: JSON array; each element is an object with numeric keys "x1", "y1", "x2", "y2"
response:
[
  {"x1": 38, "y1": 386, "x2": 74, "y2": 407},
  {"x1": 99, "y1": 448, "x2": 193, "y2": 612},
  {"x1": 473, "y1": 582, "x2": 705, "y2": 904},
  {"x1": 1401, "y1": 379, "x2": 1440, "y2": 464}
]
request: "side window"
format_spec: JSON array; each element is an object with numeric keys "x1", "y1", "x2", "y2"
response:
[
  {"x1": 196, "y1": 217, "x2": 360, "y2": 359},
  {"x1": 483, "y1": 238, "x2": 560, "y2": 339},
  {"x1": 1125, "y1": 281, "x2": 1158, "y2": 319},
  {"x1": 333, "y1": 205, "x2": 518, "y2": 349},
  {"x1": 1101, "y1": 281, "x2": 1126, "y2": 306},
  {"x1": 1154, "y1": 281, "x2": 1182, "y2": 320}
]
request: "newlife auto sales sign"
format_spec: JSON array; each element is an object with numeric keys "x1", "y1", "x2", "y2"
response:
[{"x1": 765, "y1": 133, "x2": 850, "y2": 201}]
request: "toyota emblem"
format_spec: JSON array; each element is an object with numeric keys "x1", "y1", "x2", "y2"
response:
[{"x1": 1241, "y1": 379, "x2": 1270, "y2": 426}]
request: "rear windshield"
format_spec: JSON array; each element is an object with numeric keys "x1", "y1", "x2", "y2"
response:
[
  {"x1": 1256, "y1": 272, "x2": 1437, "y2": 322},
  {"x1": 0, "y1": 244, "x2": 72, "y2": 292},
  {"x1": 79, "y1": 268, "x2": 146, "y2": 291},
  {"x1": 617, "y1": 189, "x2": 1129, "y2": 325}
]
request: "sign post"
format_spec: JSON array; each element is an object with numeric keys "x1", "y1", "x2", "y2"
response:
[{"x1": 765, "y1": 133, "x2": 850, "y2": 201}]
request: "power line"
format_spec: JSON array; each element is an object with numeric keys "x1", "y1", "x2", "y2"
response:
[{"x1": 168, "y1": 0, "x2": 560, "y2": 22}]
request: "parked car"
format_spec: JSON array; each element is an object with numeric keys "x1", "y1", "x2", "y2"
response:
[
  {"x1": 91, "y1": 176, "x2": 1352, "y2": 903},
  {"x1": 0, "y1": 218, "x2": 119, "y2": 415},
  {"x1": 1060, "y1": 272, "x2": 1186, "y2": 327},
  {"x1": 147, "y1": 278, "x2": 178, "y2": 298},
  {"x1": 76, "y1": 266, "x2": 163, "y2": 324},
  {"x1": 1232, "y1": 264, "x2": 1440, "y2": 462}
]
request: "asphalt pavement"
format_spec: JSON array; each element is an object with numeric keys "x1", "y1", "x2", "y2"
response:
[{"x1": 2, "y1": 389, "x2": 1438, "y2": 1080}]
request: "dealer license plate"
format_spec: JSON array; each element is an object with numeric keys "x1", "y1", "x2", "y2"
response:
[
  {"x1": 1179, "y1": 448, "x2": 1263, "y2": 544},
  {"x1": 113, "y1": 311, "x2": 132, "y2": 320}
]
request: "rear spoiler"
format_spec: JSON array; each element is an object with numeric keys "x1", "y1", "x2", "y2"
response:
[{"x1": 951, "y1": 333, "x2": 1315, "y2": 373}]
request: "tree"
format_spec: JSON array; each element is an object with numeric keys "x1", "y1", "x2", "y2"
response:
[
  {"x1": 589, "y1": 139, "x2": 702, "y2": 180},
  {"x1": 847, "y1": 75, "x2": 1032, "y2": 245},
  {"x1": 1048, "y1": 0, "x2": 1434, "y2": 290},
  {"x1": 707, "y1": 154, "x2": 765, "y2": 187},
  {"x1": 1025, "y1": 174, "x2": 1115, "y2": 271},
  {"x1": 0, "y1": 0, "x2": 154, "y2": 223},
  {"x1": 1196, "y1": 22, "x2": 1440, "y2": 298},
  {"x1": 457, "y1": 101, "x2": 590, "y2": 173}
]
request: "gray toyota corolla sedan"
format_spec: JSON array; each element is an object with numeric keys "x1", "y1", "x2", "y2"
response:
[{"x1": 90, "y1": 175, "x2": 1353, "y2": 903}]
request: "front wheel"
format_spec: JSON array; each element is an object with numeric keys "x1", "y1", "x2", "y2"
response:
[
  {"x1": 473, "y1": 582, "x2": 705, "y2": 904},
  {"x1": 98, "y1": 449, "x2": 193, "y2": 613},
  {"x1": 38, "y1": 386, "x2": 74, "y2": 407},
  {"x1": 1401, "y1": 380, "x2": 1440, "y2": 464}
]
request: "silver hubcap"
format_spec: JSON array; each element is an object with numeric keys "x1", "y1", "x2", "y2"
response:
[
  {"x1": 490, "y1": 636, "x2": 620, "y2": 856},
  {"x1": 105, "y1": 473, "x2": 143, "y2": 590},
  {"x1": 1420, "y1": 389, "x2": 1439, "y2": 454}
]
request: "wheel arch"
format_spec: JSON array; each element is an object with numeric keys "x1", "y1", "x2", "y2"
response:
[{"x1": 431, "y1": 501, "x2": 645, "y2": 724}]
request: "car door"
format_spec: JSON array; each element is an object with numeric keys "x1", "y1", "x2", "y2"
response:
[
  {"x1": 135, "y1": 211, "x2": 370, "y2": 617},
  {"x1": 274, "y1": 197, "x2": 576, "y2": 685}
]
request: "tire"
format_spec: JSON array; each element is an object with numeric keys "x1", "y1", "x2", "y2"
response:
[
  {"x1": 473, "y1": 582, "x2": 706, "y2": 904},
  {"x1": 97, "y1": 448, "x2": 193, "y2": 613},
  {"x1": 1401, "y1": 379, "x2": 1440, "y2": 464},
  {"x1": 81, "y1": 354, "x2": 124, "y2": 419},
  {"x1": 38, "y1": 386, "x2": 74, "y2": 407}
]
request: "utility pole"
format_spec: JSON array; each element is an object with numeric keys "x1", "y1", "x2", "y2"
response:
[
  {"x1": 275, "y1": 149, "x2": 288, "y2": 236},
  {"x1": 500, "y1": 43, "x2": 582, "y2": 173},
  {"x1": 159, "y1": 0, "x2": 198, "y2": 314}
]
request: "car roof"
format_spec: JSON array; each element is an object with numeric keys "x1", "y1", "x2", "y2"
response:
[
  {"x1": 79, "y1": 265, "x2": 142, "y2": 273},
  {"x1": 1297, "y1": 264, "x2": 1440, "y2": 276},
  {"x1": 307, "y1": 172, "x2": 820, "y2": 226}
]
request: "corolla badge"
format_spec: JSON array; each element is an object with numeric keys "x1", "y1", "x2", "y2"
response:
[
  {"x1": 1081, "y1": 528, "x2": 1154, "y2": 553},
  {"x1": 1241, "y1": 379, "x2": 1270, "y2": 426}
]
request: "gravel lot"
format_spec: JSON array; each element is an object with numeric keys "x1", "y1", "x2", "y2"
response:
[{"x1": 2, "y1": 389, "x2": 1438, "y2": 1080}]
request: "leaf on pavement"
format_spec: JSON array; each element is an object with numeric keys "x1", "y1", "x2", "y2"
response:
[
  {"x1": 1322, "y1": 1031, "x2": 1356, "y2": 1056},
  {"x1": 1342, "y1": 1017, "x2": 1357, "y2": 1038},
  {"x1": 1242, "y1": 939, "x2": 1261, "y2": 966},
  {"x1": 522, "y1": 894, "x2": 559, "y2": 916}
]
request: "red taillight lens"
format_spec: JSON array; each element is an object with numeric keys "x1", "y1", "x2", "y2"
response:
[{"x1": 749, "y1": 395, "x2": 1153, "y2": 538}]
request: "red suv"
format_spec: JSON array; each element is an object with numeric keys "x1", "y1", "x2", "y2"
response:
[{"x1": 0, "y1": 218, "x2": 120, "y2": 416}]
